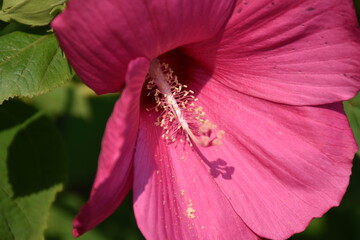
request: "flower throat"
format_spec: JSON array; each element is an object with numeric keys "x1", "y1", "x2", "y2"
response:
[{"x1": 146, "y1": 58, "x2": 224, "y2": 147}]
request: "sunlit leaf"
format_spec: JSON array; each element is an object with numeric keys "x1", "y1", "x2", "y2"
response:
[
  {"x1": 0, "y1": 31, "x2": 73, "y2": 104},
  {"x1": 0, "y1": 0, "x2": 66, "y2": 26},
  {"x1": 0, "y1": 100, "x2": 66, "y2": 240}
]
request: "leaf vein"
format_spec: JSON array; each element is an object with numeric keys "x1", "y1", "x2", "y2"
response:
[{"x1": 0, "y1": 34, "x2": 51, "y2": 68}]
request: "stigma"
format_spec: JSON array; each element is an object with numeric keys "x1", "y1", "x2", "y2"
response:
[{"x1": 146, "y1": 58, "x2": 225, "y2": 147}]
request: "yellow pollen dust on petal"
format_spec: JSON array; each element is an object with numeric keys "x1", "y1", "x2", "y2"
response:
[
  {"x1": 186, "y1": 206, "x2": 196, "y2": 219},
  {"x1": 186, "y1": 199, "x2": 196, "y2": 219},
  {"x1": 146, "y1": 58, "x2": 225, "y2": 148}
]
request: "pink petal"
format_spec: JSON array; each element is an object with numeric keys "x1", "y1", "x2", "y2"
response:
[
  {"x1": 185, "y1": 0, "x2": 360, "y2": 105},
  {"x1": 52, "y1": 0, "x2": 235, "y2": 94},
  {"x1": 188, "y1": 72, "x2": 357, "y2": 239},
  {"x1": 132, "y1": 110, "x2": 259, "y2": 240},
  {"x1": 72, "y1": 58, "x2": 149, "y2": 237}
]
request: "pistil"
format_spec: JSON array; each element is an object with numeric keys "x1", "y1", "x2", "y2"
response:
[{"x1": 147, "y1": 58, "x2": 224, "y2": 147}]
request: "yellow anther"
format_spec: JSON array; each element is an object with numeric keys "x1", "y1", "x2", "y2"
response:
[
  {"x1": 216, "y1": 130, "x2": 225, "y2": 140},
  {"x1": 212, "y1": 139, "x2": 222, "y2": 146}
]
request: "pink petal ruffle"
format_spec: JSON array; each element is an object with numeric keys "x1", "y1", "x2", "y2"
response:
[
  {"x1": 185, "y1": 0, "x2": 360, "y2": 105},
  {"x1": 73, "y1": 58, "x2": 149, "y2": 237},
  {"x1": 189, "y1": 72, "x2": 357, "y2": 239},
  {"x1": 52, "y1": 0, "x2": 235, "y2": 94}
]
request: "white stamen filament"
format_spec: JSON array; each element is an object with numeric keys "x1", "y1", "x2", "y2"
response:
[{"x1": 148, "y1": 59, "x2": 203, "y2": 146}]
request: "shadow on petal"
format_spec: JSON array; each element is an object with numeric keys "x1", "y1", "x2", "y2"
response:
[{"x1": 193, "y1": 144, "x2": 235, "y2": 180}]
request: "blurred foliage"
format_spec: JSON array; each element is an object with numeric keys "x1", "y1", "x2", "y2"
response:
[
  {"x1": 344, "y1": 94, "x2": 360, "y2": 154},
  {"x1": 0, "y1": 101, "x2": 66, "y2": 240},
  {"x1": 355, "y1": 0, "x2": 360, "y2": 22},
  {"x1": 27, "y1": 83, "x2": 144, "y2": 240}
]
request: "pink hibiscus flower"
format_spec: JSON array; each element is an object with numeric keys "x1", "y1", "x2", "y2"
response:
[{"x1": 52, "y1": 0, "x2": 360, "y2": 239}]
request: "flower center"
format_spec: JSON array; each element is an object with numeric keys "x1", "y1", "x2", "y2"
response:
[{"x1": 146, "y1": 58, "x2": 224, "y2": 147}]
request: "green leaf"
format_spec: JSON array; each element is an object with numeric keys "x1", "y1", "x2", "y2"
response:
[
  {"x1": 0, "y1": 0, "x2": 66, "y2": 26},
  {"x1": 344, "y1": 92, "x2": 360, "y2": 154},
  {"x1": 2, "y1": 0, "x2": 17, "y2": 9},
  {"x1": 0, "y1": 100, "x2": 66, "y2": 240},
  {"x1": 0, "y1": 31, "x2": 73, "y2": 104}
]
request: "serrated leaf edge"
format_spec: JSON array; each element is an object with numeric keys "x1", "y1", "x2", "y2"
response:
[{"x1": 0, "y1": 72, "x2": 75, "y2": 104}]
